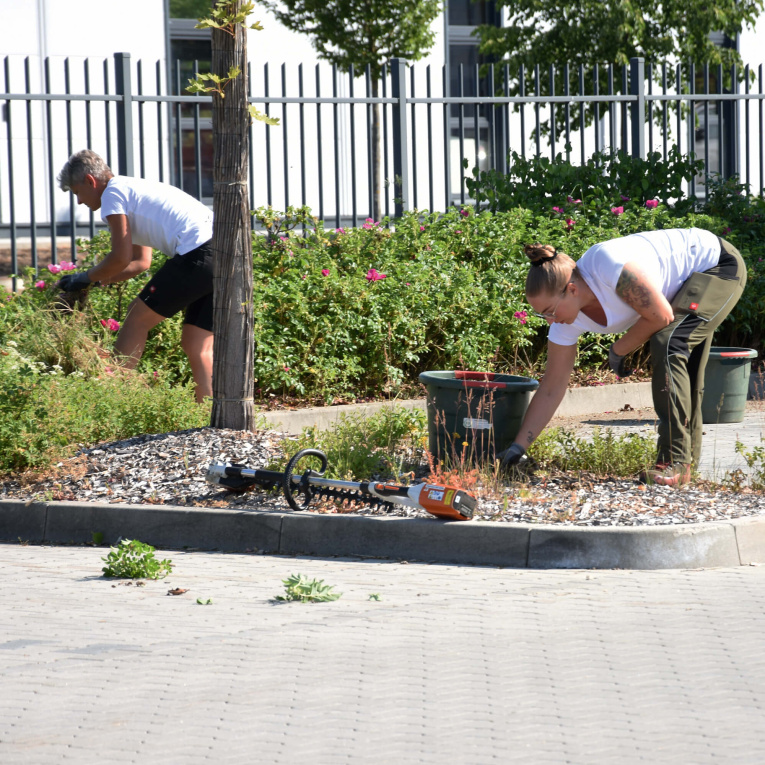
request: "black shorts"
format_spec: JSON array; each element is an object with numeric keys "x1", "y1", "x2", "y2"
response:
[{"x1": 138, "y1": 240, "x2": 214, "y2": 332}]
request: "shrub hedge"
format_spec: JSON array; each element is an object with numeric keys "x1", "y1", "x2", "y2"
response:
[{"x1": 2, "y1": 153, "x2": 762, "y2": 410}]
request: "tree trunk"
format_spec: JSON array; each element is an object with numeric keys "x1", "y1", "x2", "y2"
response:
[
  {"x1": 210, "y1": 2, "x2": 255, "y2": 431},
  {"x1": 372, "y1": 79, "x2": 381, "y2": 222}
]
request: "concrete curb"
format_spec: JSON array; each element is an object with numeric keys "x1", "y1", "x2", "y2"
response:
[{"x1": 2, "y1": 498, "x2": 764, "y2": 570}]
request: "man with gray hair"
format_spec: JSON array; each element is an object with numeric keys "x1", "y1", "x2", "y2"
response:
[{"x1": 57, "y1": 149, "x2": 214, "y2": 403}]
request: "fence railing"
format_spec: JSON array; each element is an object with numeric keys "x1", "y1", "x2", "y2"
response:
[{"x1": 2, "y1": 52, "x2": 765, "y2": 286}]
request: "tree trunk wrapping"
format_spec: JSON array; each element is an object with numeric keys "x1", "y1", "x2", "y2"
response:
[{"x1": 210, "y1": 3, "x2": 255, "y2": 431}]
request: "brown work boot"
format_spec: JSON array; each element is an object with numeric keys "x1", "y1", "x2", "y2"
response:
[{"x1": 639, "y1": 462, "x2": 692, "y2": 487}]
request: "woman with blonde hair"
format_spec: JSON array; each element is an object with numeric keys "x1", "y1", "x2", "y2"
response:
[{"x1": 497, "y1": 228, "x2": 746, "y2": 486}]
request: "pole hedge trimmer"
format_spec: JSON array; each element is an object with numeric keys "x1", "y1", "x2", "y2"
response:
[{"x1": 205, "y1": 448, "x2": 477, "y2": 521}]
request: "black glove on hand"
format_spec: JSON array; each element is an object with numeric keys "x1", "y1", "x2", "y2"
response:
[
  {"x1": 608, "y1": 344, "x2": 633, "y2": 378},
  {"x1": 58, "y1": 271, "x2": 92, "y2": 292},
  {"x1": 496, "y1": 442, "x2": 526, "y2": 469}
]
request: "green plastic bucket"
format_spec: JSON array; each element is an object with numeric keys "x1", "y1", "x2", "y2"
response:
[
  {"x1": 418, "y1": 370, "x2": 539, "y2": 462},
  {"x1": 702, "y1": 347, "x2": 757, "y2": 424}
]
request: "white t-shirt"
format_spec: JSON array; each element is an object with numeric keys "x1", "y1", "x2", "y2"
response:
[
  {"x1": 100, "y1": 176, "x2": 213, "y2": 256},
  {"x1": 548, "y1": 228, "x2": 721, "y2": 346}
]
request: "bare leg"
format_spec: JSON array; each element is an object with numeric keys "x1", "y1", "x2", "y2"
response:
[
  {"x1": 114, "y1": 298, "x2": 165, "y2": 369},
  {"x1": 181, "y1": 323, "x2": 214, "y2": 403}
]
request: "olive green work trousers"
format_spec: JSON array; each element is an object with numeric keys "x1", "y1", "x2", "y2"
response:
[{"x1": 649, "y1": 238, "x2": 747, "y2": 467}]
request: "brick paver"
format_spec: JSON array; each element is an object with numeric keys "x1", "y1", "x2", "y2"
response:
[{"x1": 2, "y1": 544, "x2": 765, "y2": 764}]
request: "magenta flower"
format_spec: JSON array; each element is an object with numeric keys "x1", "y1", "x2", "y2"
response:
[
  {"x1": 722, "y1": 226, "x2": 732, "y2": 235},
  {"x1": 362, "y1": 218, "x2": 380, "y2": 230},
  {"x1": 611, "y1": 206, "x2": 624, "y2": 216},
  {"x1": 47, "y1": 264, "x2": 62, "y2": 274},
  {"x1": 514, "y1": 310, "x2": 528, "y2": 325},
  {"x1": 321, "y1": 268, "x2": 330, "y2": 277},
  {"x1": 552, "y1": 206, "x2": 564, "y2": 214},
  {"x1": 35, "y1": 280, "x2": 46, "y2": 290},
  {"x1": 420, "y1": 226, "x2": 425, "y2": 231},
  {"x1": 59, "y1": 261, "x2": 77, "y2": 271},
  {"x1": 567, "y1": 196, "x2": 582, "y2": 204},
  {"x1": 335, "y1": 228, "x2": 346, "y2": 235},
  {"x1": 565, "y1": 218, "x2": 575, "y2": 230},
  {"x1": 645, "y1": 199, "x2": 659, "y2": 209},
  {"x1": 283, "y1": 365, "x2": 290, "y2": 372},
  {"x1": 365, "y1": 268, "x2": 387, "y2": 282},
  {"x1": 100, "y1": 318, "x2": 120, "y2": 332},
  {"x1": 460, "y1": 209, "x2": 469, "y2": 217},
  {"x1": 455, "y1": 230, "x2": 462, "y2": 235},
  {"x1": 620, "y1": 195, "x2": 630, "y2": 201}
]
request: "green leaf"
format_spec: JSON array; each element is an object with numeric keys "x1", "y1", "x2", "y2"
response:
[{"x1": 248, "y1": 104, "x2": 280, "y2": 126}]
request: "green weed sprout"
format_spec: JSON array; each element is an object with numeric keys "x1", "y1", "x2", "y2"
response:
[
  {"x1": 101, "y1": 539, "x2": 173, "y2": 580},
  {"x1": 275, "y1": 573, "x2": 342, "y2": 603}
]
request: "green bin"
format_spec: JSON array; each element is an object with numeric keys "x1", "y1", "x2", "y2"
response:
[
  {"x1": 418, "y1": 370, "x2": 539, "y2": 462},
  {"x1": 702, "y1": 347, "x2": 757, "y2": 424}
]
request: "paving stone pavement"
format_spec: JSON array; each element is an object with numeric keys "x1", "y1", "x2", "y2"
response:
[{"x1": 2, "y1": 544, "x2": 765, "y2": 764}]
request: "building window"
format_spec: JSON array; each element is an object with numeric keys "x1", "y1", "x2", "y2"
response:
[
  {"x1": 445, "y1": 0, "x2": 502, "y2": 200},
  {"x1": 168, "y1": 18, "x2": 213, "y2": 200}
]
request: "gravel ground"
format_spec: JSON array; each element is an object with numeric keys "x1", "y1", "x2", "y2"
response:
[{"x1": 2, "y1": 422, "x2": 764, "y2": 527}]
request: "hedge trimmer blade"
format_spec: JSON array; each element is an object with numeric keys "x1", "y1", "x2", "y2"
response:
[{"x1": 205, "y1": 448, "x2": 477, "y2": 520}]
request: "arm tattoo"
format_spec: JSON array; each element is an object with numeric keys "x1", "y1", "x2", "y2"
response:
[{"x1": 616, "y1": 267, "x2": 653, "y2": 310}]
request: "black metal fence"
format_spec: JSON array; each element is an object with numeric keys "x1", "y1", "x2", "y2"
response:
[{"x1": 2, "y1": 52, "x2": 765, "y2": 285}]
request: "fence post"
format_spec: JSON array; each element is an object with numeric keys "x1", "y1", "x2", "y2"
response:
[
  {"x1": 390, "y1": 58, "x2": 410, "y2": 217},
  {"x1": 114, "y1": 52, "x2": 135, "y2": 176},
  {"x1": 630, "y1": 57, "x2": 646, "y2": 160}
]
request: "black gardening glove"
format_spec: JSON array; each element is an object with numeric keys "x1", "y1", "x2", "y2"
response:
[
  {"x1": 496, "y1": 442, "x2": 527, "y2": 470},
  {"x1": 58, "y1": 271, "x2": 92, "y2": 292},
  {"x1": 608, "y1": 344, "x2": 633, "y2": 378}
]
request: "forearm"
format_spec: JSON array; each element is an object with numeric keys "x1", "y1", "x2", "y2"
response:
[
  {"x1": 98, "y1": 259, "x2": 149, "y2": 285},
  {"x1": 612, "y1": 315, "x2": 672, "y2": 356},
  {"x1": 85, "y1": 251, "x2": 132, "y2": 283},
  {"x1": 513, "y1": 376, "x2": 568, "y2": 449}
]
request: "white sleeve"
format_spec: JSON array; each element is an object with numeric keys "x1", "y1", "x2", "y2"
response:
[
  {"x1": 548, "y1": 323, "x2": 583, "y2": 346},
  {"x1": 100, "y1": 184, "x2": 129, "y2": 219}
]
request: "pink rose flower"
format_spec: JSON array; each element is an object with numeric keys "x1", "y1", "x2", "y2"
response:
[
  {"x1": 460, "y1": 209, "x2": 469, "y2": 217},
  {"x1": 321, "y1": 268, "x2": 330, "y2": 277},
  {"x1": 645, "y1": 199, "x2": 659, "y2": 209},
  {"x1": 59, "y1": 261, "x2": 77, "y2": 271},
  {"x1": 35, "y1": 280, "x2": 46, "y2": 290},
  {"x1": 514, "y1": 310, "x2": 528, "y2": 325},
  {"x1": 565, "y1": 218, "x2": 575, "y2": 230},
  {"x1": 335, "y1": 228, "x2": 345, "y2": 234},
  {"x1": 552, "y1": 206, "x2": 564, "y2": 214},
  {"x1": 611, "y1": 207, "x2": 624, "y2": 216},
  {"x1": 362, "y1": 218, "x2": 380, "y2": 230},
  {"x1": 567, "y1": 196, "x2": 582, "y2": 204},
  {"x1": 365, "y1": 268, "x2": 387, "y2": 282},
  {"x1": 47, "y1": 264, "x2": 61, "y2": 274},
  {"x1": 100, "y1": 318, "x2": 120, "y2": 332}
]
